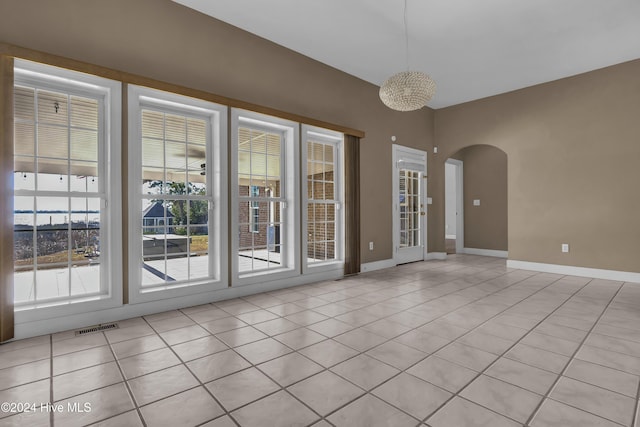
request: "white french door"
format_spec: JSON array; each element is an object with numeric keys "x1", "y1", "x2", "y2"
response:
[{"x1": 392, "y1": 145, "x2": 427, "y2": 264}]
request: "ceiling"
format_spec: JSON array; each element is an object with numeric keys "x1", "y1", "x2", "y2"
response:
[{"x1": 174, "y1": 0, "x2": 640, "y2": 109}]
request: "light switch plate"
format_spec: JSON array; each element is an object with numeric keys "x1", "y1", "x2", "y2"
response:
[
  {"x1": 427, "y1": 197, "x2": 433, "y2": 205},
  {"x1": 473, "y1": 199, "x2": 481, "y2": 206},
  {"x1": 562, "y1": 244, "x2": 569, "y2": 253}
]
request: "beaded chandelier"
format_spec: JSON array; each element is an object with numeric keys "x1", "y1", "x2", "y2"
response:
[
  {"x1": 379, "y1": 0, "x2": 436, "y2": 111},
  {"x1": 379, "y1": 71, "x2": 436, "y2": 111}
]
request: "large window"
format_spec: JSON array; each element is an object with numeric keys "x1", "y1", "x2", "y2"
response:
[
  {"x1": 6, "y1": 60, "x2": 351, "y2": 339},
  {"x1": 10, "y1": 61, "x2": 345, "y2": 320},
  {"x1": 232, "y1": 111, "x2": 299, "y2": 282},
  {"x1": 12, "y1": 60, "x2": 121, "y2": 312},
  {"x1": 302, "y1": 125, "x2": 344, "y2": 269},
  {"x1": 128, "y1": 86, "x2": 227, "y2": 301}
]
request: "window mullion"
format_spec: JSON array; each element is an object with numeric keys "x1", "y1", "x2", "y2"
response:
[
  {"x1": 185, "y1": 117, "x2": 191, "y2": 281},
  {"x1": 32, "y1": 89, "x2": 40, "y2": 303},
  {"x1": 67, "y1": 93, "x2": 72, "y2": 299},
  {"x1": 162, "y1": 112, "x2": 168, "y2": 284}
]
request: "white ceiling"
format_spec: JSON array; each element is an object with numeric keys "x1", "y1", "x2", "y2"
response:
[{"x1": 174, "y1": 0, "x2": 640, "y2": 108}]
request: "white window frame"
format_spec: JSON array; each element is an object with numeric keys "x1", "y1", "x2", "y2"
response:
[
  {"x1": 231, "y1": 109, "x2": 300, "y2": 286},
  {"x1": 301, "y1": 125, "x2": 345, "y2": 273},
  {"x1": 128, "y1": 86, "x2": 228, "y2": 303},
  {"x1": 13, "y1": 59, "x2": 122, "y2": 322}
]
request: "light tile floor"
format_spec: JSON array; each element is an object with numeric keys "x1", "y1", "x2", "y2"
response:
[{"x1": 1, "y1": 254, "x2": 640, "y2": 426}]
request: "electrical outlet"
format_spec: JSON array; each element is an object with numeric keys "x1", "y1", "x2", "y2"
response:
[
  {"x1": 369, "y1": 241, "x2": 374, "y2": 251},
  {"x1": 561, "y1": 243, "x2": 569, "y2": 253}
]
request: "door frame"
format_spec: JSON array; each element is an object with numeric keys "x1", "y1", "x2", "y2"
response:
[
  {"x1": 392, "y1": 144, "x2": 428, "y2": 265},
  {"x1": 445, "y1": 158, "x2": 464, "y2": 253}
]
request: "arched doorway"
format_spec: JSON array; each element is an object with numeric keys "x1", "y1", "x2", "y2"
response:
[{"x1": 445, "y1": 144, "x2": 508, "y2": 257}]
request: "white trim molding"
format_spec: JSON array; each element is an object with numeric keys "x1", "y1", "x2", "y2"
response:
[
  {"x1": 361, "y1": 258, "x2": 396, "y2": 272},
  {"x1": 445, "y1": 158, "x2": 464, "y2": 254},
  {"x1": 426, "y1": 252, "x2": 447, "y2": 260},
  {"x1": 361, "y1": 253, "x2": 448, "y2": 272},
  {"x1": 507, "y1": 260, "x2": 640, "y2": 283},
  {"x1": 461, "y1": 248, "x2": 508, "y2": 258}
]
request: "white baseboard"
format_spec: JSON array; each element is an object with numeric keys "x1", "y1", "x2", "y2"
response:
[
  {"x1": 461, "y1": 248, "x2": 508, "y2": 258},
  {"x1": 507, "y1": 260, "x2": 640, "y2": 284},
  {"x1": 361, "y1": 259, "x2": 396, "y2": 273},
  {"x1": 361, "y1": 253, "x2": 448, "y2": 272},
  {"x1": 13, "y1": 269, "x2": 343, "y2": 340}
]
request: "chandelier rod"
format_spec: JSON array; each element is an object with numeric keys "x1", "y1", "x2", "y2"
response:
[{"x1": 404, "y1": 0, "x2": 409, "y2": 71}]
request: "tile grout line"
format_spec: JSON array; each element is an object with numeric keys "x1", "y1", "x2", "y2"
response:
[
  {"x1": 103, "y1": 330, "x2": 148, "y2": 427},
  {"x1": 267, "y1": 268, "x2": 567, "y2": 426},
  {"x1": 189, "y1": 315, "x2": 348, "y2": 426},
  {"x1": 216, "y1": 260, "x2": 533, "y2": 426},
  {"x1": 148, "y1": 306, "x2": 327, "y2": 426},
  {"x1": 49, "y1": 333, "x2": 54, "y2": 427},
  {"x1": 313, "y1": 263, "x2": 526, "y2": 333},
  {"x1": 77, "y1": 274, "x2": 635, "y2": 427},
  {"x1": 523, "y1": 281, "x2": 626, "y2": 426},
  {"x1": 416, "y1": 274, "x2": 598, "y2": 426},
  {"x1": 633, "y1": 368, "x2": 640, "y2": 427},
  {"x1": 0, "y1": 262, "x2": 556, "y2": 426},
  {"x1": 150, "y1": 308, "x2": 353, "y2": 427},
  {"x1": 365, "y1": 280, "x2": 639, "y2": 382},
  {"x1": 298, "y1": 261, "x2": 527, "y2": 426},
  {"x1": 307, "y1": 263, "x2": 569, "y2": 423},
  {"x1": 139, "y1": 316, "x2": 241, "y2": 427},
  {"x1": 5, "y1": 257, "x2": 626, "y2": 427},
  {"x1": 104, "y1": 270, "x2": 639, "y2": 426},
  {"x1": 631, "y1": 382, "x2": 640, "y2": 427},
  {"x1": 78, "y1": 264, "x2": 472, "y2": 346},
  {"x1": 609, "y1": 283, "x2": 640, "y2": 427}
]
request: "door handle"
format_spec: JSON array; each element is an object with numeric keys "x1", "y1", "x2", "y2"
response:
[{"x1": 420, "y1": 212, "x2": 426, "y2": 216}]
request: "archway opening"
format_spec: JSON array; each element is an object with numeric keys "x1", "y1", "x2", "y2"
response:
[{"x1": 445, "y1": 144, "x2": 508, "y2": 257}]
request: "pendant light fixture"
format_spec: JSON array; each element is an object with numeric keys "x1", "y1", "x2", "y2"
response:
[{"x1": 379, "y1": 0, "x2": 436, "y2": 111}]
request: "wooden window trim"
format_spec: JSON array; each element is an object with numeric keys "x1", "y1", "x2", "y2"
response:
[
  {"x1": 0, "y1": 55, "x2": 15, "y2": 342},
  {"x1": 0, "y1": 42, "x2": 365, "y2": 139}
]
